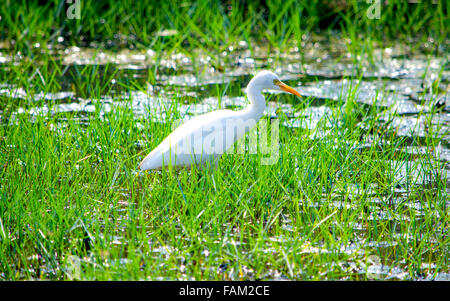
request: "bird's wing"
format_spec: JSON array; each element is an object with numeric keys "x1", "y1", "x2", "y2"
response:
[{"x1": 139, "y1": 110, "x2": 236, "y2": 169}]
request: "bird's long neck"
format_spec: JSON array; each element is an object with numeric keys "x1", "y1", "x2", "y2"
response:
[{"x1": 239, "y1": 81, "x2": 266, "y2": 121}]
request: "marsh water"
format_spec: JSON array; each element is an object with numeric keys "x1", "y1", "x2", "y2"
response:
[{"x1": 1, "y1": 33, "x2": 449, "y2": 280}]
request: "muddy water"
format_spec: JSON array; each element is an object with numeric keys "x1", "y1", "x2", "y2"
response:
[{"x1": 1, "y1": 34, "x2": 448, "y2": 280}]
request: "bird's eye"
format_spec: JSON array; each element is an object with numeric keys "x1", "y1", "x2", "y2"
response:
[{"x1": 273, "y1": 79, "x2": 281, "y2": 85}]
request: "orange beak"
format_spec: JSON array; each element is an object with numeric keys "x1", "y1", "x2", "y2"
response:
[{"x1": 274, "y1": 79, "x2": 302, "y2": 97}]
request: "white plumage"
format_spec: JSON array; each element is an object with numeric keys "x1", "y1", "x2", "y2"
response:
[{"x1": 138, "y1": 70, "x2": 301, "y2": 170}]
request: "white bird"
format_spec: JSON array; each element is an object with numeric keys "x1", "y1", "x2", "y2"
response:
[{"x1": 138, "y1": 70, "x2": 301, "y2": 171}]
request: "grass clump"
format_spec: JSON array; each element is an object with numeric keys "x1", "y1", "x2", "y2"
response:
[{"x1": 1, "y1": 0, "x2": 447, "y2": 54}]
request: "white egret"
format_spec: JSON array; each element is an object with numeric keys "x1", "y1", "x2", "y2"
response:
[{"x1": 138, "y1": 70, "x2": 301, "y2": 171}]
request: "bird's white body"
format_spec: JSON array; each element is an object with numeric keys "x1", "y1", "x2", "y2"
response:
[{"x1": 139, "y1": 71, "x2": 301, "y2": 171}]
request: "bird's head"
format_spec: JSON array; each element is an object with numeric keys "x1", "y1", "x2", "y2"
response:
[{"x1": 248, "y1": 70, "x2": 301, "y2": 97}]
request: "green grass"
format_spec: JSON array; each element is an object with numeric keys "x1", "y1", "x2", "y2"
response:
[
  {"x1": 1, "y1": 0, "x2": 448, "y2": 55},
  {"x1": 0, "y1": 83, "x2": 448, "y2": 280},
  {"x1": 0, "y1": 0, "x2": 448, "y2": 280}
]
